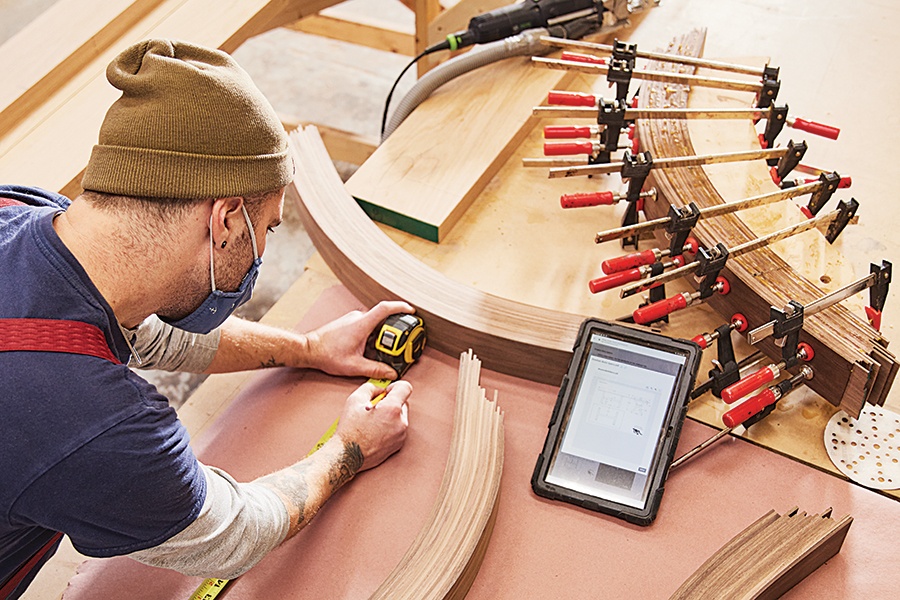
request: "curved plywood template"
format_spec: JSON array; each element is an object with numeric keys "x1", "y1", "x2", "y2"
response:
[{"x1": 289, "y1": 126, "x2": 584, "y2": 385}]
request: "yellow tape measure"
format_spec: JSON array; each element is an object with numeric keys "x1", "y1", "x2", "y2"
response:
[{"x1": 188, "y1": 314, "x2": 425, "y2": 600}]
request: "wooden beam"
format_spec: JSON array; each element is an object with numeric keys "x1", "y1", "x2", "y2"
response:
[
  {"x1": 0, "y1": 0, "x2": 167, "y2": 140},
  {"x1": 0, "y1": 0, "x2": 339, "y2": 196},
  {"x1": 284, "y1": 13, "x2": 415, "y2": 55},
  {"x1": 344, "y1": 59, "x2": 578, "y2": 242},
  {"x1": 414, "y1": 0, "x2": 442, "y2": 75}
]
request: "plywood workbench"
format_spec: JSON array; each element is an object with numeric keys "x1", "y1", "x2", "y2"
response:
[{"x1": 13, "y1": 0, "x2": 900, "y2": 598}]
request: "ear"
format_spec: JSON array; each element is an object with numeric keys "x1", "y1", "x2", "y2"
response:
[{"x1": 209, "y1": 196, "x2": 244, "y2": 249}]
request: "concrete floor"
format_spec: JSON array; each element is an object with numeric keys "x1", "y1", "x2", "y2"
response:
[{"x1": 0, "y1": 0, "x2": 415, "y2": 407}]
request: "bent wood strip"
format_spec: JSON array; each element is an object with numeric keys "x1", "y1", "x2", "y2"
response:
[
  {"x1": 289, "y1": 126, "x2": 584, "y2": 384},
  {"x1": 370, "y1": 351, "x2": 503, "y2": 600},
  {"x1": 634, "y1": 30, "x2": 892, "y2": 414}
]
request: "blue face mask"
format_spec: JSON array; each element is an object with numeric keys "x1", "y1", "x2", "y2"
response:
[{"x1": 163, "y1": 205, "x2": 262, "y2": 334}]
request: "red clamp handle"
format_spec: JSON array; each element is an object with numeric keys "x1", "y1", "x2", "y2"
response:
[
  {"x1": 866, "y1": 306, "x2": 883, "y2": 331},
  {"x1": 691, "y1": 333, "x2": 711, "y2": 349},
  {"x1": 632, "y1": 294, "x2": 688, "y2": 324},
  {"x1": 801, "y1": 175, "x2": 851, "y2": 189},
  {"x1": 544, "y1": 125, "x2": 593, "y2": 139},
  {"x1": 790, "y1": 117, "x2": 840, "y2": 140},
  {"x1": 560, "y1": 51, "x2": 606, "y2": 65},
  {"x1": 544, "y1": 141, "x2": 594, "y2": 156},
  {"x1": 561, "y1": 191, "x2": 615, "y2": 209},
  {"x1": 548, "y1": 90, "x2": 596, "y2": 107},
  {"x1": 601, "y1": 249, "x2": 659, "y2": 274},
  {"x1": 588, "y1": 268, "x2": 643, "y2": 294},
  {"x1": 722, "y1": 389, "x2": 778, "y2": 428},
  {"x1": 721, "y1": 365, "x2": 777, "y2": 404}
]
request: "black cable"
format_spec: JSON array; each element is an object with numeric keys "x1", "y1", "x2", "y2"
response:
[{"x1": 380, "y1": 49, "x2": 433, "y2": 140}]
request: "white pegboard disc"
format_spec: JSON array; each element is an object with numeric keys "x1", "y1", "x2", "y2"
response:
[{"x1": 824, "y1": 405, "x2": 900, "y2": 490}]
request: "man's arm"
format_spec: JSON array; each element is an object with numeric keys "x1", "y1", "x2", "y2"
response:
[
  {"x1": 130, "y1": 380, "x2": 411, "y2": 578},
  {"x1": 204, "y1": 300, "x2": 414, "y2": 379}
]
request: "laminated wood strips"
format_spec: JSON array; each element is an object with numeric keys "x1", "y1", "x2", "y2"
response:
[
  {"x1": 371, "y1": 350, "x2": 504, "y2": 600},
  {"x1": 633, "y1": 30, "x2": 895, "y2": 415},
  {"x1": 289, "y1": 125, "x2": 585, "y2": 384},
  {"x1": 670, "y1": 507, "x2": 852, "y2": 600}
]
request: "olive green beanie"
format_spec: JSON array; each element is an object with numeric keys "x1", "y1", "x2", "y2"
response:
[{"x1": 82, "y1": 39, "x2": 292, "y2": 199}]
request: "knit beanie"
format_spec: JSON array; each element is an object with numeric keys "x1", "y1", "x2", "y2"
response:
[{"x1": 81, "y1": 39, "x2": 293, "y2": 199}]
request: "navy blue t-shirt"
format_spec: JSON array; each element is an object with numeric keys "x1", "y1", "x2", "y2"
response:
[{"x1": 0, "y1": 185, "x2": 206, "y2": 595}]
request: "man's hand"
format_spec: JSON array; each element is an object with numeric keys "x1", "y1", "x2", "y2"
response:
[
  {"x1": 256, "y1": 379, "x2": 412, "y2": 539},
  {"x1": 335, "y1": 380, "x2": 411, "y2": 471},
  {"x1": 304, "y1": 300, "x2": 415, "y2": 380}
]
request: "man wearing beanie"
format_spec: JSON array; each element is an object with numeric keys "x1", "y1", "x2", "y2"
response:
[{"x1": 0, "y1": 39, "x2": 412, "y2": 597}]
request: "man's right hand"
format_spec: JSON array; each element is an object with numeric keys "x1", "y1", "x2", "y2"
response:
[{"x1": 335, "y1": 380, "x2": 411, "y2": 471}]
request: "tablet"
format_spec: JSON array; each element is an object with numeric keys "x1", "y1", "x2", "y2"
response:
[{"x1": 532, "y1": 318, "x2": 701, "y2": 525}]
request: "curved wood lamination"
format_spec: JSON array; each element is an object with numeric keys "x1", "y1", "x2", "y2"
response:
[
  {"x1": 289, "y1": 31, "x2": 893, "y2": 413},
  {"x1": 634, "y1": 30, "x2": 894, "y2": 415},
  {"x1": 289, "y1": 126, "x2": 584, "y2": 385}
]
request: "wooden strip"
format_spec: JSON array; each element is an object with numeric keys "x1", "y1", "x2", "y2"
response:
[
  {"x1": 370, "y1": 350, "x2": 503, "y2": 599},
  {"x1": 290, "y1": 125, "x2": 583, "y2": 384}
]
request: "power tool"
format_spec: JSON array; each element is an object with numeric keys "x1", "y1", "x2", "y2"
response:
[{"x1": 429, "y1": 0, "x2": 602, "y2": 52}]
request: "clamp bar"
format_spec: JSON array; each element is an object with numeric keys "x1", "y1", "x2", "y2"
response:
[
  {"x1": 594, "y1": 181, "x2": 819, "y2": 243},
  {"x1": 548, "y1": 147, "x2": 789, "y2": 179},
  {"x1": 539, "y1": 36, "x2": 768, "y2": 77},
  {"x1": 532, "y1": 56, "x2": 764, "y2": 92},
  {"x1": 533, "y1": 106, "x2": 770, "y2": 119},
  {"x1": 619, "y1": 208, "x2": 848, "y2": 298},
  {"x1": 748, "y1": 266, "x2": 887, "y2": 344}
]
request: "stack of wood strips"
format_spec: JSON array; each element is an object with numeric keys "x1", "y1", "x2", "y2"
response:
[
  {"x1": 371, "y1": 350, "x2": 504, "y2": 600},
  {"x1": 634, "y1": 29, "x2": 896, "y2": 416},
  {"x1": 670, "y1": 507, "x2": 852, "y2": 599}
]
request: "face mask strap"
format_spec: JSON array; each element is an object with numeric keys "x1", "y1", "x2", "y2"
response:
[
  {"x1": 241, "y1": 204, "x2": 260, "y2": 260},
  {"x1": 208, "y1": 214, "x2": 217, "y2": 292}
]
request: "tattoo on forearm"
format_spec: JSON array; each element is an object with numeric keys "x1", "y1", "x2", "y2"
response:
[
  {"x1": 329, "y1": 441, "x2": 364, "y2": 492},
  {"x1": 259, "y1": 463, "x2": 312, "y2": 529},
  {"x1": 260, "y1": 356, "x2": 285, "y2": 368}
]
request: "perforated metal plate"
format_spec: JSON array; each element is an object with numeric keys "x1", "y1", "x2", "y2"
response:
[{"x1": 824, "y1": 405, "x2": 900, "y2": 490}]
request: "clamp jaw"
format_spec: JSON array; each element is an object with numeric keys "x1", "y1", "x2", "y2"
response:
[
  {"x1": 757, "y1": 65, "x2": 781, "y2": 108},
  {"x1": 607, "y1": 39, "x2": 637, "y2": 102},
  {"x1": 666, "y1": 203, "x2": 701, "y2": 257},
  {"x1": 619, "y1": 149, "x2": 653, "y2": 248}
]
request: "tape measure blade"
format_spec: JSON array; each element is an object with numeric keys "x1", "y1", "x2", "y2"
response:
[{"x1": 189, "y1": 578, "x2": 230, "y2": 600}]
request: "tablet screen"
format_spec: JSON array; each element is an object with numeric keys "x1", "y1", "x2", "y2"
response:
[{"x1": 545, "y1": 331, "x2": 688, "y2": 510}]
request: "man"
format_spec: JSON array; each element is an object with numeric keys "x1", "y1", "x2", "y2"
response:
[{"x1": 0, "y1": 39, "x2": 412, "y2": 598}]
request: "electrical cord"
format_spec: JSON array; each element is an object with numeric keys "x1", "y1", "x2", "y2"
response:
[{"x1": 380, "y1": 48, "x2": 436, "y2": 140}]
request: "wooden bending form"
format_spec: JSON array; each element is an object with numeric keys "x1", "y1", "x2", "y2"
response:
[
  {"x1": 669, "y1": 507, "x2": 852, "y2": 599},
  {"x1": 371, "y1": 351, "x2": 504, "y2": 600},
  {"x1": 633, "y1": 30, "x2": 896, "y2": 416}
]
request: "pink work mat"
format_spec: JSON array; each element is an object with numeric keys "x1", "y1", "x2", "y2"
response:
[{"x1": 64, "y1": 286, "x2": 899, "y2": 599}]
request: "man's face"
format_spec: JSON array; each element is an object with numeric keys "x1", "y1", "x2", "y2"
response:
[{"x1": 158, "y1": 189, "x2": 285, "y2": 322}]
